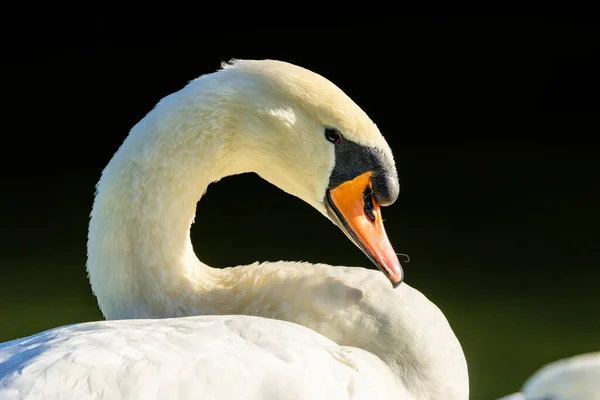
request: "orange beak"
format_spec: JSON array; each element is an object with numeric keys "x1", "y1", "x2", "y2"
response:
[{"x1": 324, "y1": 172, "x2": 403, "y2": 287}]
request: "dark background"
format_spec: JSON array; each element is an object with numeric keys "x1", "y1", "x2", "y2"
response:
[{"x1": 1, "y1": 14, "x2": 599, "y2": 399}]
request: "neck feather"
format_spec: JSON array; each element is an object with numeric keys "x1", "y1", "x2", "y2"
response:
[{"x1": 87, "y1": 79, "x2": 248, "y2": 319}]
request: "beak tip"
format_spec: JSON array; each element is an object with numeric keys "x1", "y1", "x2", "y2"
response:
[
  {"x1": 385, "y1": 262, "x2": 403, "y2": 288},
  {"x1": 390, "y1": 271, "x2": 403, "y2": 289}
]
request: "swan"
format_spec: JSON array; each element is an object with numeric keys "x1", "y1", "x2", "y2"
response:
[
  {"x1": 0, "y1": 59, "x2": 468, "y2": 399},
  {"x1": 497, "y1": 352, "x2": 600, "y2": 400}
]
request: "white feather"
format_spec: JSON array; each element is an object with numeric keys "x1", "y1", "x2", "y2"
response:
[
  {"x1": 497, "y1": 352, "x2": 600, "y2": 400},
  {"x1": 1, "y1": 315, "x2": 416, "y2": 400}
]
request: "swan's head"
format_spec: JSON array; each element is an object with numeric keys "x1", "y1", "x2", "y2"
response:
[{"x1": 215, "y1": 59, "x2": 403, "y2": 286}]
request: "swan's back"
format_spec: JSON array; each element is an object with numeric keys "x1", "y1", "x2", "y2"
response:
[
  {"x1": 0, "y1": 315, "x2": 411, "y2": 400},
  {"x1": 498, "y1": 352, "x2": 600, "y2": 400},
  {"x1": 522, "y1": 352, "x2": 600, "y2": 399}
]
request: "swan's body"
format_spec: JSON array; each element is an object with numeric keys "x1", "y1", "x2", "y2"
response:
[
  {"x1": 0, "y1": 315, "x2": 413, "y2": 400},
  {"x1": 498, "y1": 352, "x2": 600, "y2": 400},
  {"x1": 0, "y1": 59, "x2": 468, "y2": 399}
]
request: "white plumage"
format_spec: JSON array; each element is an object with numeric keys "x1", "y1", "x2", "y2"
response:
[
  {"x1": 1, "y1": 315, "x2": 415, "y2": 400},
  {"x1": 497, "y1": 352, "x2": 600, "y2": 400},
  {"x1": 0, "y1": 59, "x2": 468, "y2": 399}
]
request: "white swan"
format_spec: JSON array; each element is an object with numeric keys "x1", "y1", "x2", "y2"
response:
[
  {"x1": 0, "y1": 59, "x2": 468, "y2": 399},
  {"x1": 498, "y1": 352, "x2": 600, "y2": 400}
]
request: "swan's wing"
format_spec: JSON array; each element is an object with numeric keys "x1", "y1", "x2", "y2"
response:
[{"x1": 0, "y1": 314, "x2": 409, "y2": 400}]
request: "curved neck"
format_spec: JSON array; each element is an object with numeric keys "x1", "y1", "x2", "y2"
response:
[
  {"x1": 87, "y1": 83, "x2": 248, "y2": 319},
  {"x1": 85, "y1": 70, "x2": 467, "y2": 400}
]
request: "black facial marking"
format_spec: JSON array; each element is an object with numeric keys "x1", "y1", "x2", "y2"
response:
[{"x1": 327, "y1": 138, "x2": 400, "y2": 207}]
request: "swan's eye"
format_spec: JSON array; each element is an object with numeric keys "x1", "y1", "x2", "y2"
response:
[
  {"x1": 324, "y1": 127, "x2": 342, "y2": 144},
  {"x1": 363, "y1": 188, "x2": 376, "y2": 223}
]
